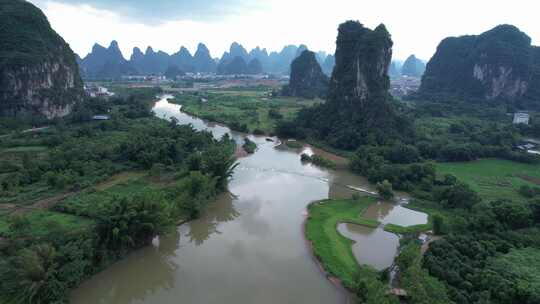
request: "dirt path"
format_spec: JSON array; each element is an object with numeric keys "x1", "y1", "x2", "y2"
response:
[
  {"x1": 5, "y1": 171, "x2": 145, "y2": 215},
  {"x1": 517, "y1": 174, "x2": 540, "y2": 186},
  {"x1": 421, "y1": 235, "x2": 441, "y2": 255}
]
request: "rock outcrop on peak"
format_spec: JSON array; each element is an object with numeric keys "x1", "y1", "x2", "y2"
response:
[{"x1": 289, "y1": 21, "x2": 410, "y2": 150}]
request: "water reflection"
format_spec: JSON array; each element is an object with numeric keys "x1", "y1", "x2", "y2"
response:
[
  {"x1": 72, "y1": 231, "x2": 181, "y2": 304},
  {"x1": 363, "y1": 201, "x2": 428, "y2": 226},
  {"x1": 336, "y1": 200, "x2": 428, "y2": 270},
  {"x1": 337, "y1": 224, "x2": 399, "y2": 271},
  {"x1": 184, "y1": 192, "x2": 239, "y2": 246},
  {"x1": 71, "y1": 95, "x2": 424, "y2": 304}
]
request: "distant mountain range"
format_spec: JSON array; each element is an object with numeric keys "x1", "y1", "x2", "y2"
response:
[
  {"x1": 78, "y1": 41, "x2": 336, "y2": 79},
  {"x1": 389, "y1": 55, "x2": 426, "y2": 78}
]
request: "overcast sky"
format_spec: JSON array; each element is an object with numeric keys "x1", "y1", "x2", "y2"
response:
[{"x1": 32, "y1": 0, "x2": 540, "y2": 61}]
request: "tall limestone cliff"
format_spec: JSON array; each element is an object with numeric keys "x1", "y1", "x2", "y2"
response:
[
  {"x1": 417, "y1": 25, "x2": 540, "y2": 108},
  {"x1": 327, "y1": 21, "x2": 393, "y2": 109},
  {"x1": 292, "y1": 21, "x2": 408, "y2": 149},
  {"x1": 282, "y1": 50, "x2": 328, "y2": 99},
  {"x1": 0, "y1": 0, "x2": 84, "y2": 118}
]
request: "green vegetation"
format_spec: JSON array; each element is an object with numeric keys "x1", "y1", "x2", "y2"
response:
[
  {"x1": 383, "y1": 222, "x2": 431, "y2": 234},
  {"x1": 0, "y1": 87, "x2": 237, "y2": 303},
  {"x1": 437, "y1": 159, "x2": 540, "y2": 201},
  {"x1": 171, "y1": 89, "x2": 321, "y2": 134},
  {"x1": 489, "y1": 247, "x2": 540, "y2": 295},
  {"x1": 351, "y1": 267, "x2": 399, "y2": 304},
  {"x1": 305, "y1": 198, "x2": 379, "y2": 287},
  {"x1": 396, "y1": 242, "x2": 453, "y2": 304},
  {"x1": 376, "y1": 180, "x2": 394, "y2": 200},
  {"x1": 285, "y1": 140, "x2": 303, "y2": 149},
  {"x1": 242, "y1": 137, "x2": 257, "y2": 154},
  {"x1": 300, "y1": 153, "x2": 337, "y2": 169}
]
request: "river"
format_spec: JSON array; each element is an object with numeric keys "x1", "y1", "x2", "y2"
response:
[{"x1": 70, "y1": 95, "x2": 427, "y2": 304}]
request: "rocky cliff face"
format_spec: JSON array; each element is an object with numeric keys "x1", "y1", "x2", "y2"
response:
[
  {"x1": 418, "y1": 25, "x2": 540, "y2": 107},
  {"x1": 328, "y1": 21, "x2": 393, "y2": 109},
  {"x1": 291, "y1": 21, "x2": 408, "y2": 150},
  {"x1": 0, "y1": 0, "x2": 83, "y2": 118},
  {"x1": 282, "y1": 50, "x2": 328, "y2": 99}
]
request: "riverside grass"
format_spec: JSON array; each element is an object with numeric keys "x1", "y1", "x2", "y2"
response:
[
  {"x1": 305, "y1": 198, "x2": 379, "y2": 287},
  {"x1": 306, "y1": 198, "x2": 435, "y2": 288}
]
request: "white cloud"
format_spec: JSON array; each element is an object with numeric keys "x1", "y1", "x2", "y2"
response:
[{"x1": 34, "y1": 0, "x2": 540, "y2": 61}]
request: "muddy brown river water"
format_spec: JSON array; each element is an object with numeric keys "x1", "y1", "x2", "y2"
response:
[{"x1": 70, "y1": 95, "x2": 427, "y2": 304}]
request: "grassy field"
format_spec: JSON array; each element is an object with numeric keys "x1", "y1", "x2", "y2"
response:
[
  {"x1": 437, "y1": 158, "x2": 540, "y2": 201},
  {"x1": 305, "y1": 198, "x2": 379, "y2": 287},
  {"x1": 55, "y1": 177, "x2": 166, "y2": 218},
  {"x1": 172, "y1": 89, "x2": 321, "y2": 134},
  {"x1": 384, "y1": 222, "x2": 432, "y2": 234},
  {"x1": 0, "y1": 173, "x2": 169, "y2": 237}
]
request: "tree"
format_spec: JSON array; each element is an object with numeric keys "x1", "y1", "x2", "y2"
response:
[
  {"x1": 96, "y1": 194, "x2": 172, "y2": 251},
  {"x1": 0, "y1": 244, "x2": 66, "y2": 303},
  {"x1": 200, "y1": 145, "x2": 237, "y2": 191},
  {"x1": 490, "y1": 200, "x2": 533, "y2": 229},
  {"x1": 519, "y1": 185, "x2": 540, "y2": 198},
  {"x1": 432, "y1": 214, "x2": 444, "y2": 235},
  {"x1": 175, "y1": 171, "x2": 217, "y2": 218},
  {"x1": 268, "y1": 108, "x2": 283, "y2": 120},
  {"x1": 377, "y1": 180, "x2": 394, "y2": 200},
  {"x1": 438, "y1": 182, "x2": 481, "y2": 209}
]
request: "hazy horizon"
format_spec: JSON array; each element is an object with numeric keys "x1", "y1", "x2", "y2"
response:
[{"x1": 32, "y1": 0, "x2": 540, "y2": 62}]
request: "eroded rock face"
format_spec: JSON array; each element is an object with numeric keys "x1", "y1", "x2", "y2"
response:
[
  {"x1": 0, "y1": 0, "x2": 83, "y2": 118},
  {"x1": 328, "y1": 21, "x2": 393, "y2": 109},
  {"x1": 418, "y1": 24, "x2": 540, "y2": 107},
  {"x1": 282, "y1": 50, "x2": 328, "y2": 99},
  {"x1": 292, "y1": 21, "x2": 410, "y2": 150}
]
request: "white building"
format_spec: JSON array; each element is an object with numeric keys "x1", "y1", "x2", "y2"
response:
[{"x1": 513, "y1": 112, "x2": 530, "y2": 125}]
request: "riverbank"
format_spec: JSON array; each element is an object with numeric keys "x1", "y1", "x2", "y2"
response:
[
  {"x1": 0, "y1": 90, "x2": 240, "y2": 303},
  {"x1": 305, "y1": 197, "x2": 434, "y2": 302},
  {"x1": 168, "y1": 90, "x2": 321, "y2": 135},
  {"x1": 305, "y1": 198, "x2": 379, "y2": 287}
]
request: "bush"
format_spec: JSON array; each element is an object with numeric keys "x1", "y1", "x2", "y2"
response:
[
  {"x1": 432, "y1": 214, "x2": 445, "y2": 235},
  {"x1": 242, "y1": 138, "x2": 257, "y2": 154},
  {"x1": 519, "y1": 185, "x2": 540, "y2": 198},
  {"x1": 436, "y1": 182, "x2": 480, "y2": 209},
  {"x1": 376, "y1": 180, "x2": 394, "y2": 200}
]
